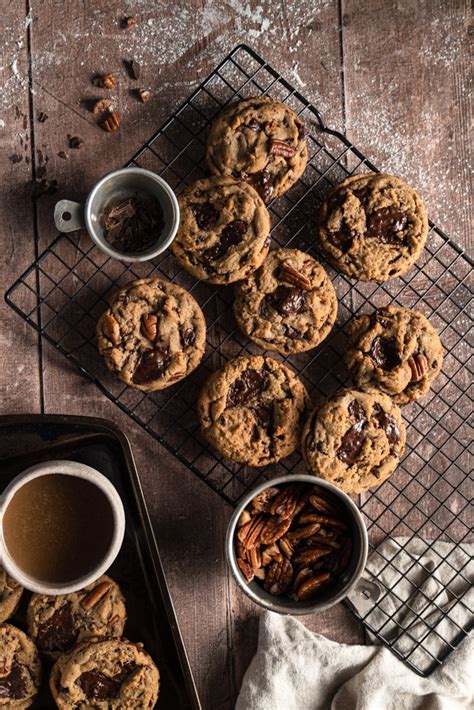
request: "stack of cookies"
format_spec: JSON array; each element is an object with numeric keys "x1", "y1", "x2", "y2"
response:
[
  {"x1": 96, "y1": 94, "x2": 443, "y2": 497},
  {"x1": 0, "y1": 569, "x2": 159, "y2": 708}
]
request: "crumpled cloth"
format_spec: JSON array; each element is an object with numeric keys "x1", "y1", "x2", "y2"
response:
[{"x1": 237, "y1": 538, "x2": 473, "y2": 710}]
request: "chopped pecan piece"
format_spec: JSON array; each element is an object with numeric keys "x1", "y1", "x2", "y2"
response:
[
  {"x1": 92, "y1": 98, "x2": 113, "y2": 115},
  {"x1": 270, "y1": 139, "x2": 297, "y2": 158},
  {"x1": 408, "y1": 353, "x2": 428, "y2": 382},
  {"x1": 121, "y1": 15, "x2": 137, "y2": 30},
  {"x1": 96, "y1": 73, "x2": 116, "y2": 89},
  {"x1": 103, "y1": 314, "x2": 121, "y2": 345},
  {"x1": 100, "y1": 110, "x2": 122, "y2": 132},
  {"x1": 237, "y1": 558, "x2": 254, "y2": 583},
  {"x1": 137, "y1": 89, "x2": 151, "y2": 103},
  {"x1": 81, "y1": 581, "x2": 112, "y2": 609},
  {"x1": 249, "y1": 547, "x2": 262, "y2": 569},
  {"x1": 238, "y1": 510, "x2": 251, "y2": 527},
  {"x1": 141, "y1": 314, "x2": 157, "y2": 341},
  {"x1": 279, "y1": 263, "x2": 312, "y2": 290},
  {"x1": 296, "y1": 572, "x2": 332, "y2": 600},
  {"x1": 263, "y1": 558, "x2": 293, "y2": 595}
]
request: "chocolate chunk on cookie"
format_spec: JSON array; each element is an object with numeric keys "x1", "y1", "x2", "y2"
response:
[
  {"x1": 234, "y1": 248, "x2": 338, "y2": 354},
  {"x1": 0, "y1": 624, "x2": 42, "y2": 708},
  {"x1": 27, "y1": 575, "x2": 126, "y2": 660},
  {"x1": 346, "y1": 305, "x2": 443, "y2": 404},
  {"x1": 50, "y1": 638, "x2": 159, "y2": 709},
  {"x1": 302, "y1": 388, "x2": 406, "y2": 493},
  {"x1": 198, "y1": 355, "x2": 310, "y2": 466},
  {"x1": 207, "y1": 97, "x2": 308, "y2": 202},
  {"x1": 172, "y1": 177, "x2": 271, "y2": 284},
  {"x1": 318, "y1": 173, "x2": 429, "y2": 281},
  {"x1": 97, "y1": 278, "x2": 206, "y2": 392}
]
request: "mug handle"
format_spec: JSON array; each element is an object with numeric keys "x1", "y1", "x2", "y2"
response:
[
  {"x1": 54, "y1": 200, "x2": 85, "y2": 233},
  {"x1": 346, "y1": 578, "x2": 382, "y2": 615}
]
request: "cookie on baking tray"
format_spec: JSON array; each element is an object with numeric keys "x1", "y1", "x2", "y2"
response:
[
  {"x1": 318, "y1": 173, "x2": 429, "y2": 281},
  {"x1": 346, "y1": 305, "x2": 443, "y2": 405},
  {"x1": 172, "y1": 176, "x2": 271, "y2": 284},
  {"x1": 302, "y1": 387, "x2": 406, "y2": 494},
  {"x1": 27, "y1": 575, "x2": 126, "y2": 660},
  {"x1": 207, "y1": 96, "x2": 308, "y2": 202},
  {"x1": 233, "y1": 248, "x2": 337, "y2": 354},
  {"x1": 50, "y1": 637, "x2": 159, "y2": 709},
  {"x1": 97, "y1": 278, "x2": 206, "y2": 392},
  {"x1": 198, "y1": 354, "x2": 310, "y2": 467},
  {"x1": 0, "y1": 623, "x2": 42, "y2": 708}
]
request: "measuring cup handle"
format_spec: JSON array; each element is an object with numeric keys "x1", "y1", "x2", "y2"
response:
[{"x1": 54, "y1": 200, "x2": 85, "y2": 233}]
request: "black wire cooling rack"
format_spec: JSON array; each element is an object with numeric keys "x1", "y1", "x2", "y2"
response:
[{"x1": 5, "y1": 45, "x2": 473, "y2": 676}]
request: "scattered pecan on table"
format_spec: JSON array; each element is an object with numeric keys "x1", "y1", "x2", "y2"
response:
[{"x1": 235, "y1": 483, "x2": 353, "y2": 601}]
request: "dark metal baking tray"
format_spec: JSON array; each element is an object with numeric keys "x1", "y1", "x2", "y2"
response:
[{"x1": 0, "y1": 413, "x2": 201, "y2": 710}]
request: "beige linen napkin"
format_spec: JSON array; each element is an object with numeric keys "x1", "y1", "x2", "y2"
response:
[{"x1": 237, "y1": 538, "x2": 473, "y2": 710}]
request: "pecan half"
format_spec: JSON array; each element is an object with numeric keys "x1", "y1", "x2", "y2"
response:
[
  {"x1": 286, "y1": 522, "x2": 321, "y2": 542},
  {"x1": 259, "y1": 515, "x2": 292, "y2": 545},
  {"x1": 107, "y1": 614, "x2": 120, "y2": 627},
  {"x1": 263, "y1": 558, "x2": 293, "y2": 595},
  {"x1": 294, "y1": 546, "x2": 333, "y2": 566},
  {"x1": 238, "y1": 514, "x2": 266, "y2": 549},
  {"x1": 303, "y1": 513, "x2": 348, "y2": 531},
  {"x1": 100, "y1": 110, "x2": 122, "y2": 132},
  {"x1": 270, "y1": 139, "x2": 297, "y2": 158},
  {"x1": 251, "y1": 486, "x2": 280, "y2": 512},
  {"x1": 81, "y1": 581, "x2": 112, "y2": 609},
  {"x1": 296, "y1": 572, "x2": 332, "y2": 600},
  {"x1": 141, "y1": 313, "x2": 157, "y2": 341},
  {"x1": 408, "y1": 353, "x2": 428, "y2": 382},
  {"x1": 249, "y1": 547, "x2": 262, "y2": 569},
  {"x1": 309, "y1": 492, "x2": 342, "y2": 516},
  {"x1": 268, "y1": 486, "x2": 300, "y2": 519},
  {"x1": 103, "y1": 314, "x2": 121, "y2": 345},
  {"x1": 292, "y1": 566, "x2": 313, "y2": 592},
  {"x1": 278, "y1": 537, "x2": 294, "y2": 559},
  {"x1": 237, "y1": 558, "x2": 254, "y2": 582},
  {"x1": 279, "y1": 263, "x2": 312, "y2": 290}
]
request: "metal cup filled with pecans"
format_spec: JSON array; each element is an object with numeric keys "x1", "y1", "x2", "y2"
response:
[{"x1": 226, "y1": 475, "x2": 372, "y2": 614}]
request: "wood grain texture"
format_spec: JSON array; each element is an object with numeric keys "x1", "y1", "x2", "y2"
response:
[{"x1": 0, "y1": 1, "x2": 471, "y2": 708}]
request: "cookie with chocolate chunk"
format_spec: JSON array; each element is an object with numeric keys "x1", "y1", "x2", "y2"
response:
[
  {"x1": 0, "y1": 567, "x2": 23, "y2": 624},
  {"x1": 50, "y1": 638, "x2": 159, "y2": 709},
  {"x1": 27, "y1": 575, "x2": 126, "y2": 660},
  {"x1": 234, "y1": 248, "x2": 337, "y2": 354},
  {"x1": 97, "y1": 278, "x2": 206, "y2": 392},
  {"x1": 318, "y1": 173, "x2": 429, "y2": 281},
  {"x1": 0, "y1": 624, "x2": 42, "y2": 708},
  {"x1": 302, "y1": 388, "x2": 406, "y2": 493},
  {"x1": 198, "y1": 355, "x2": 310, "y2": 466},
  {"x1": 346, "y1": 305, "x2": 443, "y2": 405},
  {"x1": 207, "y1": 96, "x2": 308, "y2": 202},
  {"x1": 172, "y1": 176, "x2": 271, "y2": 284}
]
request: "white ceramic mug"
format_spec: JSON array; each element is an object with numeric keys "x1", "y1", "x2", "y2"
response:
[
  {"x1": 54, "y1": 167, "x2": 180, "y2": 263},
  {"x1": 0, "y1": 460, "x2": 125, "y2": 595}
]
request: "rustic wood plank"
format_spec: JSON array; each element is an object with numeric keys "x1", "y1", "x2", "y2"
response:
[
  {"x1": 0, "y1": 1, "x2": 41, "y2": 414},
  {"x1": 341, "y1": 0, "x2": 472, "y2": 250}
]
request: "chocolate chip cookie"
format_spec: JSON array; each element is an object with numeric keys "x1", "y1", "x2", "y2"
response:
[
  {"x1": 198, "y1": 355, "x2": 310, "y2": 466},
  {"x1": 318, "y1": 173, "x2": 429, "y2": 281},
  {"x1": 0, "y1": 567, "x2": 23, "y2": 624},
  {"x1": 302, "y1": 388, "x2": 406, "y2": 493},
  {"x1": 234, "y1": 248, "x2": 337, "y2": 354},
  {"x1": 207, "y1": 96, "x2": 308, "y2": 202},
  {"x1": 97, "y1": 278, "x2": 206, "y2": 392},
  {"x1": 0, "y1": 623, "x2": 42, "y2": 708},
  {"x1": 50, "y1": 638, "x2": 159, "y2": 709},
  {"x1": 27, "y1": 575, "x2": 126, "y2": 660},
  {"x1": 346, "y1": 305, "x2": 444, "y2": 405},
  {"x1": 172, "y1": 176, "x2": 271, "y2": 284}
]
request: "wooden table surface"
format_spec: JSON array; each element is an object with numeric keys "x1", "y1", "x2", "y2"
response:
[{"x1": 1, "y1": 1, "x2": 471, "y2": 707}]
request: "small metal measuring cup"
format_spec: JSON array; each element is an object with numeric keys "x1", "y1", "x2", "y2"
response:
[{"x1": 54, "y1": 167, "x2": 180, "y2": 263}]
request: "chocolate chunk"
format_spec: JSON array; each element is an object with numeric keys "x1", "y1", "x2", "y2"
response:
[
  {"x1": 77, "y1": 663, "x2": 136, "y2": 700},
  {"x1": 369, "y1": 336, "x2": 401, "y2": 370},
  {"x1": 0, "y1": 661, "x2": 26, "y2": 699},
  {"x1": 181, "y1": 327, "x2": 195, "y2": 348},
  {"x1": 328, "y1": 221, "x2": 357, "y2": 252},
  {"x1": 227, "y1": 369, "x2": 266, "y2": 407},
  {"x1": 283, "y1": 324, "x2": 301, "y2": 339},
  {"x1": 348, "y1": 399, "x2": 366, "y2": 421},
  {"x1": 366, "y1": 206, "x2": 408, "y2": 244},
  {"x1": 191, "y1": 202, "x2": 219, "y2": 230},
  {"x1": 67, "y1": 134, "x2": 83, "y2": 149},
  {"x1": 246, "y1": 169, "x2": 273, "y2": 201},
  {"x1": 204, "y1": 220, "x2": 247, "y2": 261},
  {"x1": 265, "y1": 285, "x2": 306, "y2": 316},
  {"x1": 124, "y1": 59, "x2": 140, "y2": 80},
  {"x1": 101, "y1": 194, "x2": 164, "y2": 254},
  {"x1": 245, "y1": 118, "x2": 262, "y2": 131},
  {"x1": 373, "y1": 404, "x2": 400, "y2": 450},
  {"x1": 352, "y1": 187, "x2": 368, "y2": 203},
  {"x1": 338, "y1": 400, "x2": 367, "y2": 465},
  {"x1": 252, "y1": 403, "x2": 273, "y2": 432},
  {"x1": 132, "y1": 348, "x2": 169, "y2": 384},
  {"x1": 36, "y1": 603, "x2": 78, "y2": 653},
  {"x1": 297, "y1": 121, "x2": 307, "y2": 139}
]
